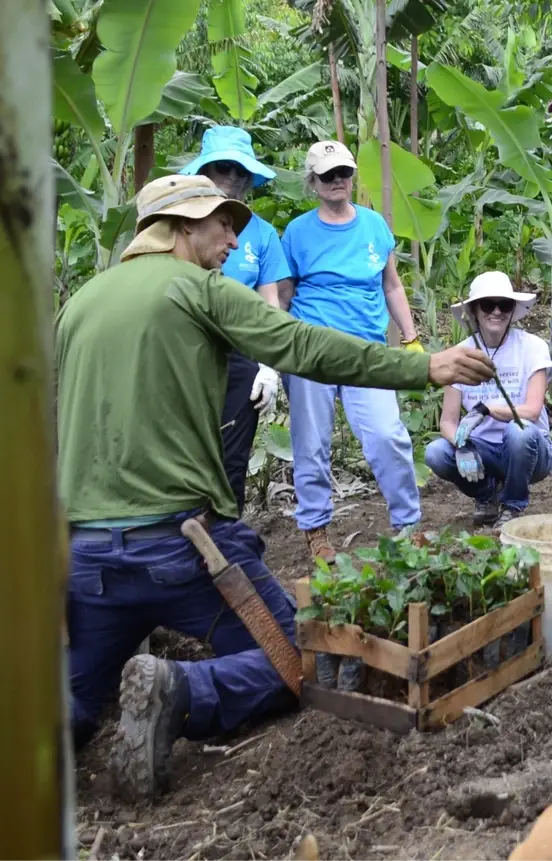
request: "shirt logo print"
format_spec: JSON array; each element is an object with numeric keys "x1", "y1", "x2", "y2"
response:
[
  {"x1": 368, "y1": 242, "x2": 380, "y2": 264},
  {"x1": 244, "y1": 241, "x2": 257, "y2": 264}
]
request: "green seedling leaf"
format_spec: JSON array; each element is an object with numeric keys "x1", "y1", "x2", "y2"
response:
[
  {"x1": 329, "y1": 607, "x2": 350, "y2": 627},
  {"x1": 431, "y1": 604, "x2": 449, "y2": 616},
  {"x1": 355, "y1": 548, "x2": 381, "y2": 563},
  {"x1": 314, "y1": 557, "x2": 332, "y2": 575},
  {"x1": 517, "y1": 546, "x2": 540, "y2": 568},
  {"x1": 499, "y1": 545, "x2": 520, "y2": 571},
  {"x1": 465, "y1": 535, "x2": 497, "y2": 551},
  {"x1": 388, "y1": 584, "x2": 408, "y2": 614},
  {"x1": 295, "y1": 606, "x2": 324, "y2": 622}
]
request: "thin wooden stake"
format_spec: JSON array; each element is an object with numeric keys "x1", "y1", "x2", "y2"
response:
[
  {"x1": 329, "y1": 43, "x2": 345, "y2": 144},
  {"x1": 295, "y1": 578, "x2": 316, "y2": 682},
  {"x1": 529, "y1": 564, "x2": 543, "y2": 646},
  {"x1": 408, "y1": 603, "x2": 429, "y2": 712}
]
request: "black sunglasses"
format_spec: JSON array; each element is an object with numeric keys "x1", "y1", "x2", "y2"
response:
[
  {"x1": 212, "y1": 160, "x2": 251, "y2": 179},
  {"x1": 318, "y1": 166, "x2": 355, "y2": 184},
  {"x1": 477, "y1": 298, "x2": 516, "y2": 314}
]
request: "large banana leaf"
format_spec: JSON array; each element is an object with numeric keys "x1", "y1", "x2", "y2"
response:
[
  {"x1": 387, "y1": 44, "x2": 426, "y2": 80},
  {"x1": 53, "y1": 159, "x2": 102, "y2": 219},
  {"x1": 387, "y1": 0, "x2": 449, "y2": 40},
  {"x1": 476, "y1": 188, "x2": 546, "y2": 214},
  {"x1": 357, "y1": 140, "x2": 441, "y2": 241},
  {"x1": 208, "y1": 0, "x2": 257, "y2": 122},
  {"x1": 139, "y1": 72, "x2": 215, "y2": 124},
  {"x1": 425, "y1": 64, "x2": 552, "y2": 195},
  {"x1": 257, "y1": 62, "x2": 323, "y2": 108},
  {"x1": 433, "y1": 170, "x2": 485, "y2": 239},
  {"x1": 92, "y1": 0, "x2": 201, "y2": 137},
  {"x1": 53, "y1": 52, "x2": 105, "y2": 142},
  {"x1": 100, "y1": 203, "x2": 137, "y2": 262}
]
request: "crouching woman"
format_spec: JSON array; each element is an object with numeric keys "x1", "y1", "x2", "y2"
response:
[{"x1": 425, "y1": 272, "x2": 552, "y2": 529}]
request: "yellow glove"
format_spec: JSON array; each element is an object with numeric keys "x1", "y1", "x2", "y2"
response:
[{"x1": 402, "y1": 337, "x2": 424, "y2": 353}]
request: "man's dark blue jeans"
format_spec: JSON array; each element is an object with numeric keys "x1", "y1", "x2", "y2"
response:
[{"x1": 69, "y1": 513, "x2": 296, "y2": 746}]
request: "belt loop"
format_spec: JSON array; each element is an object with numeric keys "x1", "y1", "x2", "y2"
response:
[{"x1": 111, "y1": 528, "x2": 124, "y2": 552}]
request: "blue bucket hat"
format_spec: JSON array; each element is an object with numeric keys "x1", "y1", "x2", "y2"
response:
[{"x1": 180, "y1": 126, "x2": 276, "y2": 189}]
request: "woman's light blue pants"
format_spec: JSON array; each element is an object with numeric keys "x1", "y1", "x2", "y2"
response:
[{"x1": 286, "y1": 375, "x2": 421, "y2": 530}]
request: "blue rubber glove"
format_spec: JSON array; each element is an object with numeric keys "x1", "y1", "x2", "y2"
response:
[
  {"x1": 454, "y1": 407, "x2": 487, "y2": 448},
  {"x1": 455, "y1": 447, "x2": 485, "y2": 483}
]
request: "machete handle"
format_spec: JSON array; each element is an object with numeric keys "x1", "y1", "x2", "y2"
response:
[{"x1": 181, "y1": 518, "x2": 228, "y2": 576}]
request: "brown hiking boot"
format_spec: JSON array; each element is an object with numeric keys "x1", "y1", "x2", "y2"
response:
[{"x1": 305, "y1": 527, "x2": 336, "y2": 564}]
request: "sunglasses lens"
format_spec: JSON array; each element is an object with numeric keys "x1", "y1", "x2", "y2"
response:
[
  {"x1": 478, "y1": 298, "x2": 515, "y2": 314},
  {"x1": 214, "y1": 161, "x2": 249, "y2": 179},
  {"x1": 319, "y1": 166, "x2": 354, "y2": 183}
]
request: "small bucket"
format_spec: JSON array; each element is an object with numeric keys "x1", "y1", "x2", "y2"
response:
[{"x1": 500, "y1": 513, "x2": 552, "y2": 654}]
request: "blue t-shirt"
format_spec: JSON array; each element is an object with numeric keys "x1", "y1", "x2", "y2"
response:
[
  {"x1": 222, "y1": 212, "x2": 291, "y2": 289},
  {"x1": 281, "y1": 205, "x2": 395, "y2": 342}
]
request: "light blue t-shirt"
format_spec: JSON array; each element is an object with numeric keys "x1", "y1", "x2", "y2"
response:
[
  {"x1": 281, "y1": 204, "x2": 395, "y2": 343},
  {"x1": 222, "y1": 212, "x2": 291, "y2": 289}
]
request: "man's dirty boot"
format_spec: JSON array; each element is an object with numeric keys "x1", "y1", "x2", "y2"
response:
[
  {"x1": 109, "y1": 654, "x2": 190, "y2": 801},
  {"x1": 305, "y1": 526, "x2": 336, "y2": 564}
]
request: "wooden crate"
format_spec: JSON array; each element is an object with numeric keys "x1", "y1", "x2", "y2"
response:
[{"x1": 295, "y1": 566, "x2": 544, "y2": 732}]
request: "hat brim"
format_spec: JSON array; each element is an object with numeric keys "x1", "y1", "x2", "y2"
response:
[
  {"x1": 451, "y1": 293, "x2": 536, "y2": 327},
  {"x1": 180, "y1": 149, "x2": 276, "y2": 188},
  {"x1": 311, "y1": 154, "x2": 357, "y2": 175},
  {"x1": 137, "y1": 195, "x2": 251, "y2": 237}
]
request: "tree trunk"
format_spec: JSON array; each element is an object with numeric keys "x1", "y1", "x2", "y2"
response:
[
  {"x1": 134, "y1": 123, "x2": 155, "y2": 193},
  {"x1": 0, "y1": 2, "x2": 72, "y2": 858},
  {"x1": 328, "y1": 43, "x2": 345, "y2": 144},
  {"x1": 375, "y1": 0, "x2": 400, "y2": 347},
  {"x1": 410, "y1": 36, "x2": 420, "y2": 286}
]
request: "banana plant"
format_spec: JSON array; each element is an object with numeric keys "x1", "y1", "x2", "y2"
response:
[
  {"x1": 1, "y1": 2, "x2": 73, "y2": 857},
  {"x1": 51, "y1": 0, "x2": 203, "y2": 268}
]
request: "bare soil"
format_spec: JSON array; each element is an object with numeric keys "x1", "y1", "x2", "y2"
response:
[{"x1": 76, "y1": 476, "x2": 552, "y2": 861}]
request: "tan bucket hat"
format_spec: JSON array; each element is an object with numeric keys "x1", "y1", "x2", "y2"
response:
[
  {"x1": 136, "y1": 174, "x2": 251, "y2": 233},
  {"x1": 121, "y1": 174, "x2": 251, "y2": 263},
  {"x1": 451, "y1": 271, "x2": 536, "y2": 328}
]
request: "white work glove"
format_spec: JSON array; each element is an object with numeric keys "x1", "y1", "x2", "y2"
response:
[{"x1": 250, "y1": 364, "x2": 278, "y2": 416}]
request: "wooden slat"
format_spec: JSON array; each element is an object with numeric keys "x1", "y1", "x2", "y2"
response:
[
  {"x1": 295, "y1": 578, "x2": 316, "y2": 682},
  {"x1": 408, "y1": 603, "x2": 429, "y2": 708},
  {"x1": 529, "y1": 566, "x2": 542, "y2": 646},
  {"x1": 301, "y1": 682, "x2": 417, "y2": 735},
  {"x1": 420, "y1": 641, "x2": 544, "y2": 730},
  {"x1": 421, "y1": 587, "x2": 544, "y2": 680},
  {"x1": 297, "y1": 620, "x2": 412, "y2": 680}
]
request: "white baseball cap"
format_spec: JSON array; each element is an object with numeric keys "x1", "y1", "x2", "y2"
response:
[
  {"x1": 451, "y1": 271, "x2": 536, "y2": 327},
  {"x1": 306, "y1": 140, "x2": 357, "y2": 175}
]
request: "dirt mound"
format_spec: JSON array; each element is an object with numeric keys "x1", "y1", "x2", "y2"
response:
[
  {"x1": 77, "y1": 666, "x2": 552, "y2": 860},
  {"x1": 76, "y1": 479, "x2": 552, "y2": 860}
]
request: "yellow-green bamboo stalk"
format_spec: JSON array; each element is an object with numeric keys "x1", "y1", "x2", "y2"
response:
[{"x1": 0, "y1": 2, "x2": 72, "y2": 857}]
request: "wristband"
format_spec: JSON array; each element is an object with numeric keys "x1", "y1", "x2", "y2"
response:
[{"x1": 473, "y1": 402, "x2": 490, "y2": 417}]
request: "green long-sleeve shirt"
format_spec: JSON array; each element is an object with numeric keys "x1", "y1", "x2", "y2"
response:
[{"x1": 56, "y1": 254, "x2": 430, "y2": 521}]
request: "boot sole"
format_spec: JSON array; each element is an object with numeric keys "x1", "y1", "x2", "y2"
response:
[
  {"x1": 109, "y1": 654, "x2": 172, "y2": 802},
  {"x1": 473, "y1": 511, "x2": 499, "y2": 527}
]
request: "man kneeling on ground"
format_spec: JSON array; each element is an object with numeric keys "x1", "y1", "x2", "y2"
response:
[{"x1": 56, "y1": 174, "x2": 495, "y2": 800}]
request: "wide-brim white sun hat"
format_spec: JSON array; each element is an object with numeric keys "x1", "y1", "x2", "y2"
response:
[{"x1": 451, "y1": 271, "x2": 536, "y2": 328}]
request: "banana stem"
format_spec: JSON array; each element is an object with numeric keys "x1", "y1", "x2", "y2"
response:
[{"x1": 462, "y1": 313, "x2": 524, "y2": 429}]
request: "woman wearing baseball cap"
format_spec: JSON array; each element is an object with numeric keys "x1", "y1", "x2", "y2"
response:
[
  {"x1": 425, "y1": 271, "x2": 552, "y2": 529},
  {"x1": 181, "y1": 126, "x2": 291, "y2": 514},
  {"x1": 279, "y1": 140, "x2": 423, "y2": 562}
]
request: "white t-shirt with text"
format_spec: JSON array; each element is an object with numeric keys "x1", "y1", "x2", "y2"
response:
[{"x1": 453, "y1": 328, "x2": 552, "y2": 445}]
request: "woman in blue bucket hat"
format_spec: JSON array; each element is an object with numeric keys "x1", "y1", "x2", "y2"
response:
[{"x1": 181, "y1": 126, "x2": 291, "y2": 513}]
